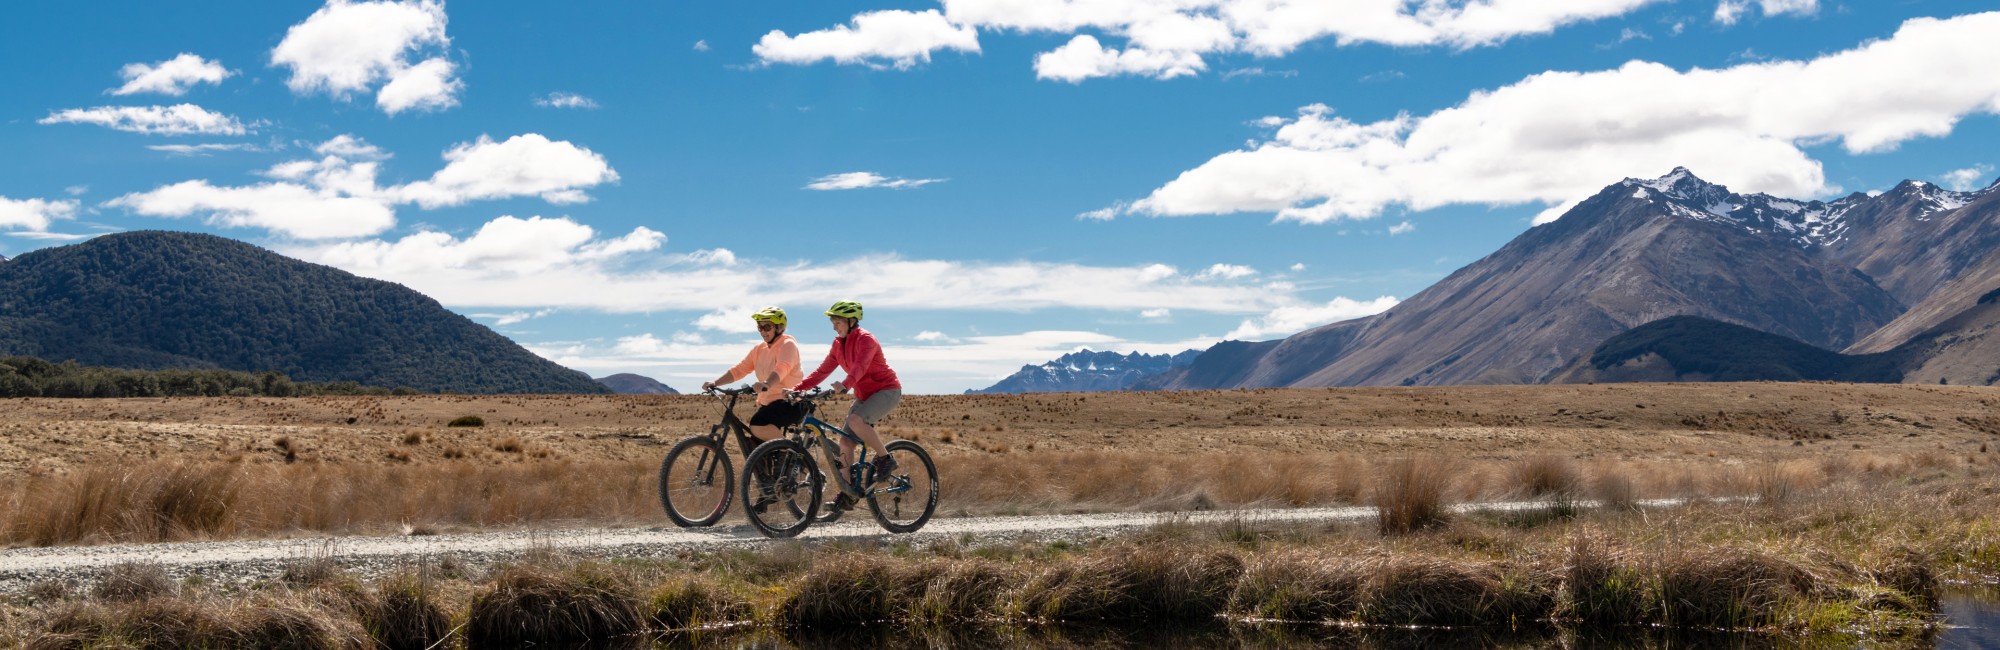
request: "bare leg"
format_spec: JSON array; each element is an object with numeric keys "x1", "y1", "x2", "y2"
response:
[
  {"x1": 748, "y1": 424, "x2": 781, "y2": 441},
  {"x1": 846, "y1": 414, "x2": 891, "y2": 458}
]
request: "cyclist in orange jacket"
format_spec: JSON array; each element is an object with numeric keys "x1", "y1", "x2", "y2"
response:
[{"x1": 701, "y1": 307, "x2": 804, "y2": 442}]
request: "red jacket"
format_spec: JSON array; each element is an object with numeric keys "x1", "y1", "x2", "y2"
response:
[{"x1": 796, "y1": 327, "x2": 901, "y2": 401}]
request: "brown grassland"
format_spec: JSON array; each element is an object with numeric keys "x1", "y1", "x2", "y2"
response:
[
  {"x1": 2, "y1": 382, "x2": 1997, "y2": 543},
  {"x1": 3, "y1": 382, "x2": 2000, "y2": 646}
]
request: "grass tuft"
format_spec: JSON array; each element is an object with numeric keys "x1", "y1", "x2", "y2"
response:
[
  {"x1": 1376, "y1": 457, "x2": 1454, "y2": 535},
  {"x1": 466, "y1": 562, "x2": 642, "y2": 646}
]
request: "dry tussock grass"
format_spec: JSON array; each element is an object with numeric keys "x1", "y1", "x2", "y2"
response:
[{"x1": 16, "y1": 463, "x2": 1996, "y2": 646}]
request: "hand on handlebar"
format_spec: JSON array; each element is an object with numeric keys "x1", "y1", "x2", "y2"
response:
[
  {"x1": 830, "y1": 380, "x2": 848, "y2": 394},
  {"x1": 701, "y1": 381, "x2": 717, "y2": 393}
]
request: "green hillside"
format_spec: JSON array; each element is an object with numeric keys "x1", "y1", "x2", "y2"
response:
[
  {"x1": 1585, "y1": 316, "x2": 1909, "y2": 382},
  {"x1": 0, "y1": 231, "x2": 607, "y2": 394}
]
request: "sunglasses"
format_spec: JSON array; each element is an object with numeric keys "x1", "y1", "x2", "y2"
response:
[{"x1": 757, "y1": 323, "x2": 778, "y2": 331}]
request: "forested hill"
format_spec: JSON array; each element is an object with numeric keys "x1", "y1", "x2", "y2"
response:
[{"x1": 0, "y1": 231, "x2": 608, "y2": 394}]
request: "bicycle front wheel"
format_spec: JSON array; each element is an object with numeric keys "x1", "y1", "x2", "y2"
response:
[
  {"x1": 742, "y1": 439, "x2": 822, "y2": 538},
  {"x1": 868, "y1": 440, "x2": 938, "y2": 533},
  {"x1": 659, "y1": 435, "x2": 732, "y2": 528}
]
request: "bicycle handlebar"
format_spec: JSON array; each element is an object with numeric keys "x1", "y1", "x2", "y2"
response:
[{"x1": 704, "y1": 386, "x2": 756, "y2": 397}]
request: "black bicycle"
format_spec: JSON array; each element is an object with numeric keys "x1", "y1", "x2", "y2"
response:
[
  {"x1": 739, "y1": 388, "x2": 939, "y2": 538},
  {"x1": 657, "y1": 386, "x2": 770, "y2": 527}
]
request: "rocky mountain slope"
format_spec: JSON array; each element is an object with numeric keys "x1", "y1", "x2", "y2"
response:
[{"x1": 597, "y1": 373, "x2": 680, "y2": 395}]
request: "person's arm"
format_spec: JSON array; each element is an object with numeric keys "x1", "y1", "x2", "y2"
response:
[
  {"x1": 766, "y1": 340, "x2": 801, "y2": 390},
  {"x1": 795, "y1": 345, "x2": 840, "y2": 392},
  {"x1": 704, "y1": 350, "x2": 756, "y2": 391}
]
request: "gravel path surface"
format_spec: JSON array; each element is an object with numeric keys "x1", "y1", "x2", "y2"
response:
[{"x1": 0, "y1": 498, "x2": 1698, "y2": 594}]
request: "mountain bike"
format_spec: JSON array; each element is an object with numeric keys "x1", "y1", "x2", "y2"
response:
[
  {"x1": 739, "y1": 388, "x2": 938, "y2": 538},
  {"x1": 657, "y1": 386, "x2": 767, "y2": 527}
]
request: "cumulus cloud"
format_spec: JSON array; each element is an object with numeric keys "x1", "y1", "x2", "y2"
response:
[
  {"x1": 763, "y1": 0, "x2": 1658, "y2": 79},
  {"x1": 271, "y1": 0, "x2": 460, "y2": 114},
  {"x1": 913, "y1": 330, "x2": 959, "y2": 343},
  {"x1": 1941, "y1": 164, "x2": 1995, "y2": 192},
  {"x1": 535, "y1": 92, "x2": 599, "y2": 109},
  {"x1": 1035, "y1": 35, "x2": 1205, "y2": 82},
  {"x1": 754, "y1": 9, "x2": 979, "y2": 69},
  {"x1": 1120, "y1": 12, "x2": 2000, "y2": 224},
  {"x1": 804, "y1": 172, "x2": 944, "y2": 190},
  {"x1": 0, "y1": 196, "x2": 79, "y2": 232},
  {"x1": 305, "y1": 216, "x2": 665, "y2": 275},
  {"x1": 111, "y1": 133, "x2": 617, "y2": 239},
  {"x1": 1197, "y1": 263, "x2": 1256, "y2": 280},
  {"x1": 1716, "y1": 0, "x2": 1817, "y2": 25},
  {"x1": 375, "y1": 57, "x2": 461, "y2": 114},
  {"x1": 110, "y1": 54, "x2": 232, "y2": 96},
  {"x1": 39, "y1": 104, "x2": 249, "y2": 135},
  {"x1": 398, "y1": 134, "x2": 620, "y2": 207},
  {"x1": 1225, "y1": 296, "x2": 1400, "y2": 340}
]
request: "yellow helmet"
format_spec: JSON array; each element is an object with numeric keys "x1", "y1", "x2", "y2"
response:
[
  {"x1": 823, "y1": 300, "x2": 864, "y2": 321},
  {"x1": 751, "y1": 306, "x2": 787, "y2": 327}
]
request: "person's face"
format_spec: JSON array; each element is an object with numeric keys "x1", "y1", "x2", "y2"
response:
[
  {"x1": 757, "y1": 321, "x2": 779, "y2": 343},
  {"x1": 830, "y1": 315, "x2": 851, "y2": 337}
]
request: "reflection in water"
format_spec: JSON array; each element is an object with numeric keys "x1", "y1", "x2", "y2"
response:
[
  {"x1": 633, "y1": 621, "x2": 1943, "y2": 650},
  {"x1": 537, "y1": 590, "x2": 2000, "y2": 650},
  {"x1": 1937, "y1": 586, "x2": 2000, "y2": 650}
]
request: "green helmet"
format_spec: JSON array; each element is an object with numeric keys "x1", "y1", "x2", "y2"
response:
[
  {"x1": 751, "y1": 306, "x2": 787, "y2": 327},
  {"x1": 824, "y1": 300, "x2": 864, "y2": 321}
]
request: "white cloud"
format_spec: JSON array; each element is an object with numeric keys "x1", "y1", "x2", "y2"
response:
[
  {"x1": 804, "y1": 171, "x2": 944, "y2": 190},
  {"x1": 1389, "y1": 221, "x2": 1415, "y2": 235},
  {"x1": 767, "y1": 0, "x2": 1659, "y2": 80},
  {"x1": 0, "y1": 196, "x2": 79, "y2": 232},
  {"x1": 65, "y1": 186, "x2": 89, "y2": 196},
  {"x1": 271, "y1": 0, "x2": 460, "y2": 115},
  {"x1": 107, "y1": 178, "x2": 398, "y2": 240},
  {"x1": 1139, "y1": 308, "x2": 1171, "y2": 320},
  {"x1": 535, "y1": 92, "x2": 599, "y2": 109},
  {"x1": 913, "y1": 330, "x2": 959, "y2": 343},
  {"x1": 1035, "y1": 35, "x2": 1205, "y2": 82},
  {"x1": 1077, "y1": 203, "x2": 1124, "y2": 221},
  {"x1": 1197, "y1": 263, "x2": 1256, "y2": 280},
  {"x1": 376, "y1": 57, "x2": 460, "y2": 114},
  {"x1": 478, "y1": 308, "x2": 557, "y2": 326},
  {"x1": 396, "y1": 134, "x2": 620, "y2": 208},
  {"x1": 1716, "y1": 0, "x2": 1817, "y2": 25},
  {"x1": 149, "y1": 143, "x2": 264, "y2": 156},
  {"x1": 110, "y1": 53, "x2": 232, "y2": 96},
  {"x1": 289, "y1": 222, "x2": 1301, "y2": 316},
  {"x1": 112, "y1": 133, "x2": 615, "y2": 239},
  {"x1": 307, "y1": 216, "x2": 664, "y2": 274},
  {"x1": 6, "y1": 231, "x2": 95, "y2": 241},
  {"x1": 1941, "y1": 164, "x2": 1995, "y2": 192},
  {"x1": 754, "y1": 9, "x2": 979, "y2": 70},
  {"x1": 538, "y1": 328, "x2": 1221, "y2": 394},
  {"x1": 693, "y1": 40, "x2": 711, "y2": 52},
  {"x1": 1225, "y1": 296, "x2": 1400, "y2": 340},
  {"x1": 39, "y1": 104, "x2": 249, "y2": 135},
  {"x1": 1289, "y1": 263, "x2": 1306, "y2": 272},
  {"x1": 1126, "y1": 12, "x2": 2000, "y2": 224}
]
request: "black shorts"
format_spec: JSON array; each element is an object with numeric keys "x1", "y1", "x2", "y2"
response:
[{"x1": 748, "y1": 400, "x2": 805, "y2": 428}]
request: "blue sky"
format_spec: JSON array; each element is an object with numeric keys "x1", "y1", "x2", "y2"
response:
[{"x1": 2, "y1": 1, "x2": 1996, "y2": 393}]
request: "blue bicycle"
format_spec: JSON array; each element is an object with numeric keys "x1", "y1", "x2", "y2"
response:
[{"x1": 739, "y1": 388, "x2": 939, "y2": 538}]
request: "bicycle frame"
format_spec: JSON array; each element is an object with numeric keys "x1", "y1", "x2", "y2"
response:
[
  {"x1": 707, "y1": 388, "x2": 765, "y2": 459},
  {"x1": 787, "y1": 392, "x2": 913, "y2": 499}
]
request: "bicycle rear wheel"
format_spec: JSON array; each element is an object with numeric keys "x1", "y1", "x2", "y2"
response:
[
  {"x1": 659, "y1": 435, "x2": 732, "y2": 527},
  {"x1": 742, "y1": 439, "x2": 822, "y2": 538},
  {"x1": 867, "y1": 440, "x2": 938, "y2": 533}
]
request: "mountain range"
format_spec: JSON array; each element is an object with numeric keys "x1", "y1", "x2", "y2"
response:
[
  {"x1": 0, "y1": 231, "x2": 608, "y2": 394},
  {"x1": 1131, "y1": 168, "x2": 2000, "y2": 389},
  {"x1": 597, "y1": 373, "x2": 680, "y2": 395},
  {"x1": 968, "y1": 348, "x2": 1199, "y2": 394}
]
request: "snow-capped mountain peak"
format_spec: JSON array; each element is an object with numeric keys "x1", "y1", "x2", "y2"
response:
[{"x1": 1619, "y1": 168, "x2": 1885, "y2": 247}]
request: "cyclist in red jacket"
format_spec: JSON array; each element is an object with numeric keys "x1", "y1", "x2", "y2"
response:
[{"x1": 793, "y1": 300, "x2": 901, "y2": 512}]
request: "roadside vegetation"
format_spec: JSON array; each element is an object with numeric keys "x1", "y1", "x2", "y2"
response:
[
  {"x1": 0, "y1": 356, "x2": 418, "y2": 398},
  {"x1": 6, "y1": 459, "x2": 1994, "y2": 648}
]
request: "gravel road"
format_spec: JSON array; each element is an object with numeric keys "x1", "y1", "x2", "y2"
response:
[{"x1": 0, "y1": 498, "x2": 1695, "y2": 594}]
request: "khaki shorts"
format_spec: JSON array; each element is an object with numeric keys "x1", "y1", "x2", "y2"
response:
[{"x1": 850, "y1": 389, "x2": 901, "y2": 426}]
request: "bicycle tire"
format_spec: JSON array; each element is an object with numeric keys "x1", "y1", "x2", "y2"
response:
[
  {"x1": 868, "y1": 440, "x2": 939, "y2": 533},
  {"x1": 659, "y1": 435, "x2": 732, "y2": 528},
  {"x1": 811, "y1": 439, "x2": 858, "y2": 524},
  {"x1": 742, "y1": 439, "x2": 822, "y2": 538}
]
